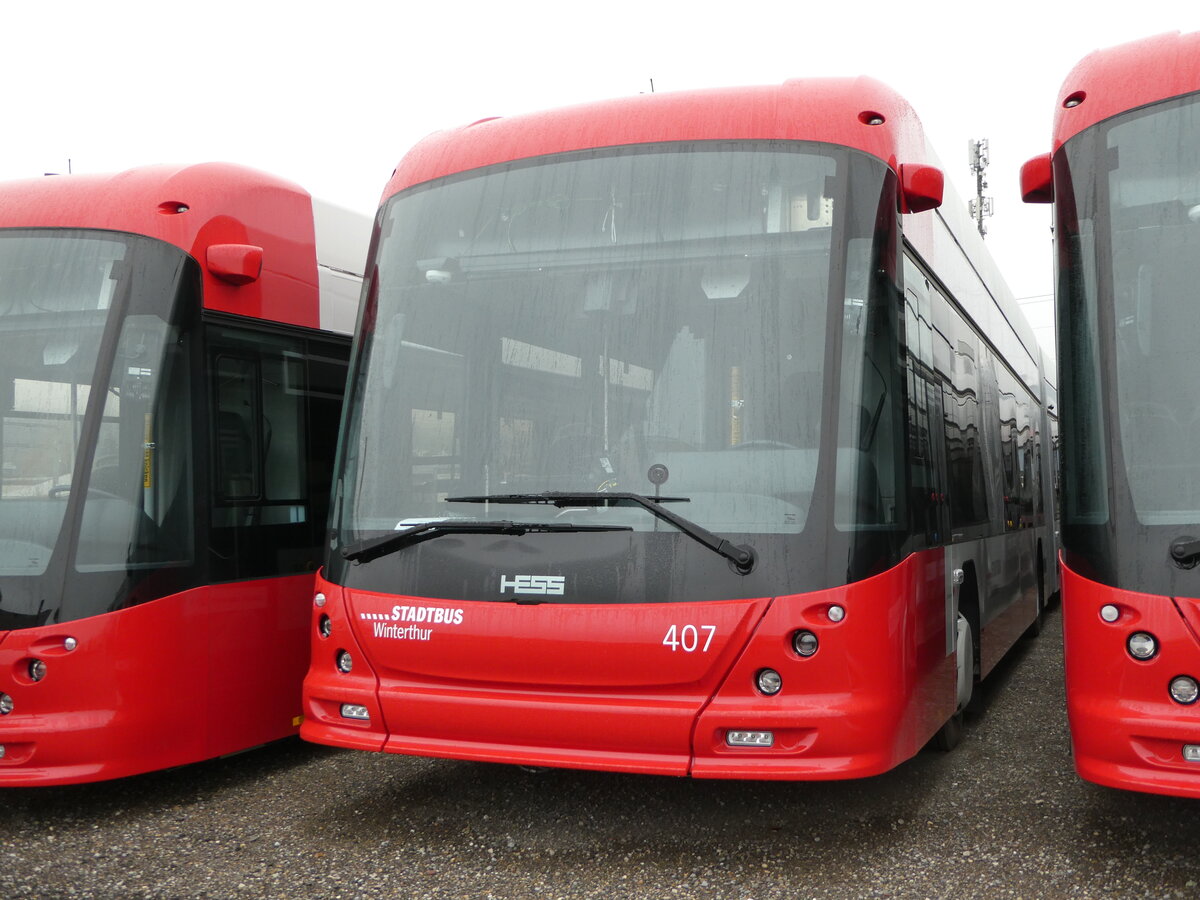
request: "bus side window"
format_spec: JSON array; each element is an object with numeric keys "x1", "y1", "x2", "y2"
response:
[
  {"x1": 207, "y1": 327, "x2": 349, "y2": 582},
  {"x1": 902, "y1": 255, "x2": 943, "y2": 546},
  {"x1": 214, "y1": 355, "x2": 261, "y2": 502}
]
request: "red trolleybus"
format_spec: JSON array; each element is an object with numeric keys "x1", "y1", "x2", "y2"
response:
[
  {"x1": 304, "y1": 78, "x2": 1056, "y2": 779},
  {"x1": 1022, "y1": 31, "x2": 1200, "y2": 797},
  {"x1": 0, "y1": 163, "x2": 367, "y2": 785}
]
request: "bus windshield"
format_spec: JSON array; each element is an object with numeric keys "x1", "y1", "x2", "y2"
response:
[
  {"x1": 1105, "y1": 95, "x2": 1200, "y2": 525},
  {"x1": 334, "y1": 143, "x2": 903, "y2": 596},
  {"x1": 0, "y1": 230, "x2": 197, "y2": 628},
  {"x1": 1057, "y1": 91, "x2": 1200, "y2": 589}
]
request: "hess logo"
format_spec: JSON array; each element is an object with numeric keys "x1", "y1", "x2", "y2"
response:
[{"x1": 500, "y1": 574, "x2": 565, "y2": 596}]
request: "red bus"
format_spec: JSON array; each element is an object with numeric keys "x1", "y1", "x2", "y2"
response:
[
  {"x1": 0, "y1": 162, "x2": 367, "y2": 785},
  {"x1": 304, "y1": 78, "x2": 1056, "y2": 779},
  {"x1": 1022, "y1": 31, "x2": 1200, "y2": 797}
]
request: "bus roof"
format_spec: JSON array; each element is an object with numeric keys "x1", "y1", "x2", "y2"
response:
[
  {"x1": 1051, "y1": 31, "x2": 1200, "y2": 151},
  {"x1": 0, "y1": 162, "x2": 342, "y2": 331},
  {"x1": 384, "y1": 77, "x2": 937, "y2": 199}
]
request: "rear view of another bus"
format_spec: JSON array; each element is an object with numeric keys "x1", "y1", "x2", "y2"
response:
[
  {"x1": 0, "y1": 163, "x2": 367, "y2": 785},
  {"x1": 1023, "y1": 31, "x2": 1200, "y2": 797}
]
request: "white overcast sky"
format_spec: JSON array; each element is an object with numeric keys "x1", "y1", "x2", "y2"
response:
[{"x1": 3, "y1": 1, "x2": 1198, "y2": 366}]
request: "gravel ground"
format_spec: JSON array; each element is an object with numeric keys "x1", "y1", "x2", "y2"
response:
[{"x1": 2, "y1": 603, "x2": 1198, "y2": 899}]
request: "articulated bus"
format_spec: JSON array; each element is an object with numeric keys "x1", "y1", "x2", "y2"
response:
[
  {"x1": 1022, "y1": 31, "x2": 1200, "y2": 797},
  {"x1": 304, "y1": 78, "x2": 1056, "y2": 779},
  {"x1": 0, "y1": 163, "x2": 368, "y2": 785}
]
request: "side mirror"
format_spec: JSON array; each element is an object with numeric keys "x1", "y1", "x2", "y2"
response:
[
  {"x1": 207, "y1": 244, "x2": 263, "y2": 285},
  {"x1": 899, "y1": 164, "x2": 944, "y2": 214},
  {"x1": 1020, "y1": 154, "x2": 1054, "y2": 204}
]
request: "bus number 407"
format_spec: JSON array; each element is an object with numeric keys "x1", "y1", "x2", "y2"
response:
[{"x1": 662, "y1": 624, "x2": 716, "y2": 652}]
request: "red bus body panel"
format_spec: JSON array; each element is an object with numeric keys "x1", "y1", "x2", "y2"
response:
[
  {"x1": 1062, "y1": 560, "x2": 1200, "y2": 798},
  {"x1": 302, "y1": 551, "x2": 954, "y2": 779},
  {"x1": 0, "y1": 575, "x2": 310, "y2": 786},
  {"x1": 0, "y1": 163, "x2": 320, "y2": 329}
]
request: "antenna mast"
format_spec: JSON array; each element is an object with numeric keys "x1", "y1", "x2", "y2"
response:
[{"x1": 968, "y1": 138, "x2": 993, "y2": 237}]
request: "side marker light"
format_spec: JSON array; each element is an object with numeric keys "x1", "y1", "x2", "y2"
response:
[
  {"x1": 314, "y1": 593, "x2": 327, "y2": 608},
  {"x1": 1099, "y1": 605, "x2": 1119, "y2": 623},
  {"x1": 828, "y1": 605, "x2": 846, "y2": 623}
]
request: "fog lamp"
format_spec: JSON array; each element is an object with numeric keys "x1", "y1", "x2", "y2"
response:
[
  {"x1": 1099, "y1": 605, "x2": 1119, "y2": 623},
  {"x1": 1169, "y1": 676, "x2": 1199, "y2": 705},
  {"x1": 28, "y1": 660, "x2": 46, "y2": 682},
  {"x1": 1183, "y1": 745, "x2": 1200, "y2": 762},
  {"x1": 828, "y1": 605, "x2": 846, "y2": 623},
  {"x1": 336, "y1": 650, "x2": 353, "y2": 673},
  {"x1": 1127, "y1": 632, "x2": 1157, "y2": 660},
  {"x1": 726, "y1": 730, "x2": 774, "y2": 747},
  {"x1": 756, "y1": 668, "x2": 783, "y2": 696},
  {"x1": 340, "y1": 704, "x2": 370, "y2": 721},
  {"x1": 0, "y1": 694, "x2": 11, "y2": 715},
  {"x1": 319, "y1": 615, "x2": 332, "y2": 639},
  {"x1": 792, "y1": 630, "x2": 819, "y2": 657}
]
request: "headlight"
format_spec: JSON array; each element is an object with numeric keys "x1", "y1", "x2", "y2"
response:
[
  {"x1": 755, "y1": 668, "x2": 782, "y2": 696},
  {"x1": 1127, "y1": 632, "x2": 1157, "y2": 660},
  {"x1": 0, "y1": 694, "x2": 12, "y2": 715},
  {"x1": 336, "y1": 650, "x2": 353, "y2": 673},
  {"x1": 318, "y1": 615, "x2": 332, "y2": 639},
  {"x1": 28, "y1": 659, "x2": 46, "y2": 682},
  {"x1": 792, "y1": 630, "x2": 819, "y2": 657},
  {"x1": 1169, "y1": 676, "x2": 1199, "y2": 705}
]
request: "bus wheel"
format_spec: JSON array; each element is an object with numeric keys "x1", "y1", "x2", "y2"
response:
[{"x1": 932, "y1": 613, "x2": 974, "y2": 751}]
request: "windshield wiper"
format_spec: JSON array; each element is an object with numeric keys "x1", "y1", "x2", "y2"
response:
[
  {"x1": 342, "y1": 520, "x2": 633, "y2": 565},
  {"x1": 445, "y1": 492, "x2": 757, "y2": 574}
]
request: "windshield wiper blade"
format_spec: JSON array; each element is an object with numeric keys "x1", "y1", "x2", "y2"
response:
[
  {"x1": 445, "y1": 492, "x2": 756, "y2": 574},
  {"x1": 342, "y1": 520, "x2": 633, "y2": 565}
]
